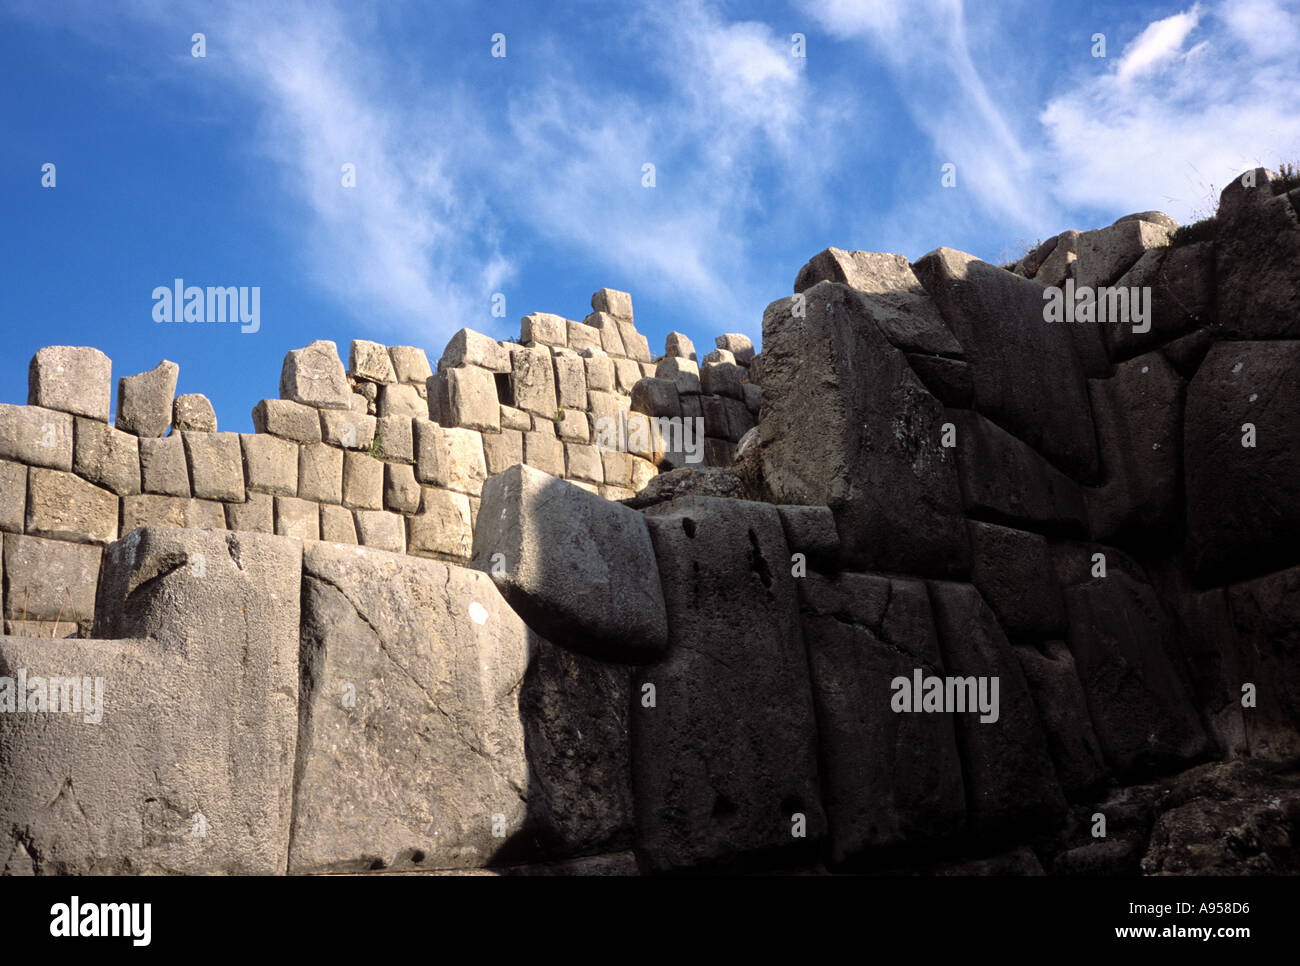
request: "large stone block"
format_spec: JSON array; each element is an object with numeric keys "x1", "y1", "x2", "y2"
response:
[
  {"x1": 388, "y1": 345, "x2": 434, "y2": 384},
  {"x1": 29, "y1": 346, "x2": 112, "y2": 422},
  {"x1": 0, "y1": 461, "x2": 25, "y2": 533},
  {"x1": 381, "y1": 461, "x2": 419, "y2": 514},
  {"x1": 714, "y1": 333, "x2": 755, "y2": 366},
  {"x1": 2, "y1": 533, "x2": 100, "y2": 623},
  {"x1": 354, "y1": 509, "x2": 406, "y2": 553},
  {"x1": 1214, "y1": 168, "x2": 1300, "y2": 338},
  {"x1": 172, "y1": 393, "x2": 217, "y2": 433},
  {"x1": 521, "y1": 312, "x2": 568, "y2": 347},
  {"x1": 800, "y1": 571, "x2": 965, "y2": 864},
  {"x1": 566, "y1": 319, "x2": 602, "y2": 354},
  {"x1": 523, "y1": 430, "x2": 565, "y2": 477},
  {"x1": 25, "y1": 467, "x2": 117, "y2": 544},
  {"x1": 509, "y1": 345, "x2": 559, "y2": 417},
  {"x1": 447, "y1": 365, "x2": 500, "y2": 432},
  {"x1": 225, "y1": 492, "x2": 274, "y2": 534},
  {"x1": 0, "y1": 526, "x2": 301, "y2": 875},
  {"x1": 183, "y1": 431, "x2": 245, "y2": 503},
  {"x1": 592, "y1": 288, "x2": 633, "y2": 320},
  {"x1": 1086, "y1": 352, "x2": 1183, "y2": 542},
  {"x1": 1012, "y1": 641, "x2": 1109, "y2": 799},
  {"x1": 760, "y1": 282, "x2": 970, "y2": 576},
  {"x1": 1185, "y1": 341, "x2": 1300, "y2": 583},
  {"x1": 349, "y1": 339, "x2": 396, "y2": 384},
  {"x1": 73, "y1": 418, "x2": 140, "y2": 496},
  {"x1": 121, "y1": 494, "x2": 223, "y2": 532},
  {"x1": 551, "y1": 350, "x2": 587, "y2": 411},
  {"x1": 291, "y1": 541, "x2": 631, "y2": 871},
  {"x1": 1107, "y1": 242, "x2": 1215, "y2": 359},
  {"x1": 319, "y1": 503, "x2": 357, "y2": 544},
  {"x1": 376, "y1": 383, "x2": 425, "y2": 420},
  {"x1": 406, "y1": 487, "x2": 473, "y2": 558},
  {"x1": 794, "y1": 249, "x2": 963, "y2": 356},
  {"x1": 635, "y1": 496, "x2": 825, "y2": 871},
  {"x1": 482, "y1": 428, "x2": 523, "y2": 477},
  {"x1": 0, "y1": 404, "x2": 73, "y2": 471},
  {"x1": 966, "y1": 521, "x2": 1066, "y2": 638},
  {"x1": 240, "y1": 432, "x2": 298, "y2": 497},
  {"x1": 297, "y1": 441, "x2": 343, "y2": 505},
  {"x1": 471, "y1": 464, "x2": 668, "y2": 663},
  {"x1": 413, "y1": 421, "x2": 487, "y2": 496},
  {"x1": 320, "y1": 409, "x2": 376, "y2": 450},
  {"x1": 945, "y1": 409, "x2": 1088, "y2": 535},
  {"x1": 274, "y1": 495, "x2": 320, "y2": 540},
  {"x1": 439, "y1": 329, "x2": 510, "y2": 373},
  {"x1": 252, "y1": 398, "x2": 322, "y2": 443},
  {"x1": 1222, "y1": 565, "x2": 1300, "y2": 760},
  {"x1": 913, "y1": 248, "x2": 1100, "y2": 481},
  {"x1": 280, "y1": 340, "x2": 351, "y2": 409},
  {"x1": 1053, "y1": 549, "x2": 1209, "y2": 778},
  {"x1": 373, "y1": 414, "x2": 413, "y2": 463},
  {"x1": 926, "y1": 580, "x2": 1066, "y2": 837},
  {"x1": 115, "y1": 359, "x2": 178, "y2": 437},
  {"x1": 1073, "y1": 218, "x2": 1172, "y2": 291}
]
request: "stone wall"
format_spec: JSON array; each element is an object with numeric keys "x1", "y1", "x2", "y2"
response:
[
  {"x1": 2, "y1": 167, "x2": 1298, "y2": 876},
  {"x1": 0, "y1": 287, "x2": 759, "y2": 635}
]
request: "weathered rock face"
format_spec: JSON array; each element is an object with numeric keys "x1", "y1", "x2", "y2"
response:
[
  {"x1": 1, "y1": 527, "x2": 300, "y2": 874},
  {"x1": 759, "y1": 281, "x2": 970, "y2": 577},
  {"x1": 280, "y1": 341, "x2": 351, "y2": 410},
  {"x1": 800, "y1": 571, "x2": 965, "y2": 864},
  {"x1": 1185, "y1": 341, "x2": 1300, "y2": 585},
  {"x1": 636, "y1": 496, "x2": 825, "y2": 871},
  {"x1": 914, "y1": 248, "x2": 1100, "y2": 482},
  {"x1": 471, "y1": 464, "x2": 668, "y2": 664},
  {"x1": 28, "y1": 346, "x2": 112, "y2": 423},
  {"x1": 1214, "y1": 168, "x2": 1300, "y2": 339},
  {"x1": 116, "y1": 359, "x2": 179, "y2": 437},
  {"x1": 291, "y1": 541, "x2": 634, "y2": 872},
  {"x1": 793, "y1": 249, "x2": 963, "y2": 356}
]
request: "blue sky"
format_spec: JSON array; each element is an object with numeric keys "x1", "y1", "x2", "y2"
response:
[{"x1": 2, "y1": 0, "x2": 1297, "y2": 432}]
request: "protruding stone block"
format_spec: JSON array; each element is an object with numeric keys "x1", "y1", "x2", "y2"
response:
[
  {"x1": 439, "y1": 329, "x2": 510, "y2": 373},
  {"x1": 320, "y1": 409, "x2": 376, "y2": 450},
  {"x1": 591, "y1": 288, "x2": 633, "y2": 320},
  {"x1": 29, "y1": 346, "x2": 112, "y2": 422},
  {"x1": 115, "y1": 359, "x2": 178, "y2": 436},
  {"x1": 349, "y1": 340, "x2": 396, "y2": 384},
  {"x1": 173, "y1": 393, "x2": 217, "y2": 433},
  {"x1": 521, "y1": 313, "x2": 568, "y2": 347},
  {"x1": 447, "y1": 365, "x2": 500, "y2": 432},
  {"x1": 252, "y1": 398, "x2": 322, "y2": 443},
  {"x1": 280, "y1": 340, "x2": 351, "y2": 409},
  {"x1": 388, "y1": 345, "x2": 434, "y2": 384}
]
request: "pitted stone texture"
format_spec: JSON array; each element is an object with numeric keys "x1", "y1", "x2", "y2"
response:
[
  {"x1": 183, "y1": 431, "x2": 245, "y2": 503},
  {"x1": 291, "y1": 541, "x2": 631, "y2": 871},
  {"x1": 509, "y1": 345, "x2": 559, "y2": 418},
  {"x1": 29, "y1": 346, "x2": 112, "y2": 423},
  {"x1": 226, "y1": 492, "x2": 274, "y2": 534},
  {"x1": 794, "y1": 249, "x2": 963, "y2": 356},
  {"x1": 25, "y1": 467, "x2": 117, "y2": 545},
  {"x1": 472, "y1": 464, "x2": 668, "y2": 663},
  {"x1": 383, "y1": 461, "x2": 420, "y2": 514},
  {"x1": 927, "y1": 580, "x2": 1067, "y2": 837},
  {"x1": 591, "y1": 288, "x2": 633, "y2": 319},
  {"x1": 354, "y1": 509, "x2": 406, "y2": 553},
  {"x1": 377, "y1": 383, "x2": 425, "y2": 420},
  {"x1": 914, "y1": 248, "x2": 1099, "y2": 482},
  {"x1": 342, "y1": 451, "x2": 384, "y2": 511},
  {"x1": 115, "y1": 359, "x2": 178, "y2": 437},
  {"x1": 0, "y1": 404, "x2": 73, "y2": 471},
  {"x1": 1185, "y1": 341, "x2": 1300, "y2": 584},
  {"x1": 281, "y1": 340, "x2": 351, "y2": 409},
  {"x1": 2, "y1": 533, "x2": 100, "y2": 623},
  {"x1": 274, "y1": 495, "x2": 320, "y2": 540},
  {"x1": 0, "y1": 461, "x2": 25, "y2": 532},
  {"x1": 240, "y1": 432, "x2": 298, "y2": 497},
  {"x1": 252, "y1": 398, "x2": 322, "y2": 443},
  {"x1": 320, "y1": 409, "x2": 376, "y2": 450},
  {"x1": 349, "y1": 340, "x2": 396, "y2": 384},
  {"x1": 760, "y1": 282, "x2": 970, "y2": 577},
  {"x1": 407, "y1": 487, "x2": 473, "y2": 558},
  {"x1": 1214, "y1": 168, "x2": 1300, "y2": 338},
  {"x1": 297, "y1": 441, "x2": 343, "y2": 504},
  {"x1": 413, "y1": 421, "x2": 487, "y2": 496},
  {"x1": 440, "y1": 328, "x2": 510, "y2": 373},
  {"x1": 801, "y1": 572, "x2": 965, "y2": 863},
  {"x1": 636, "y1": 496, "x2": 825, "y2": 872},
  {"x1": 0, "y1": 526, "x2": 302, "y2": 875},
  {"x1": 172, "y1": 393, "x2": 217, "y2": 433},
  {"x1": 446, "y1": 365, "x2": 501, "y2": 432},
  {"x1": 388, "y1": 345, "x2": 434, "y2": 384},
  {"x1": 73, "y1": 418, "x2": 140, "y2": 496}
]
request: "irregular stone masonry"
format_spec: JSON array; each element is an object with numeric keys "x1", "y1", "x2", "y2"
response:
[{"x1": 1, "y1": 169, "x2": 1298, "y2": 875}]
